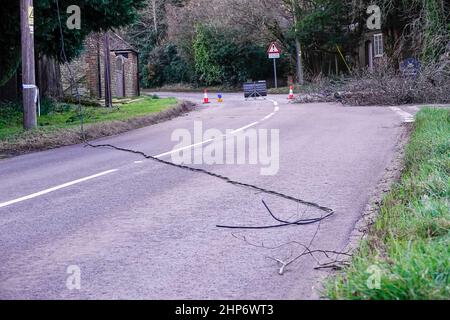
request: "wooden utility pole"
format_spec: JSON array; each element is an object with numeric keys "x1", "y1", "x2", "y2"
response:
[
  {"x1": 20, "y1": 0, "x2": 37, "y2": 129},
  {"x1": 103, "y1": 32, "x2": 112, "y2": 108}
]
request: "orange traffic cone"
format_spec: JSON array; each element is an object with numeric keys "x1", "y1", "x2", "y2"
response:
[
  {"x1": 203, "y1": 90, "x2": 210, "y2": 104},
  {"x1": 288, "y1": 86, "x2": 295, "y2": 99}
]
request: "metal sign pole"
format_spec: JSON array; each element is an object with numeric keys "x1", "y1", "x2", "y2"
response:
[
  {"x1": 268, "y1": 42, "x2": 281, "y2": 89},
  {"x1": 273, "y1": 58, "x2": 278, "y2": 89}
]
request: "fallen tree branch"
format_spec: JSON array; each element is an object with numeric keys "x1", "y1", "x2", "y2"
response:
[{"x1": 232, "y1": 233, "x2": 352, "y2": 275}]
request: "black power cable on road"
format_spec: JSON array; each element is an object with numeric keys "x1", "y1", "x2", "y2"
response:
[{"x1": 86, "y1": 142, "x2": 335, "y2": 229}]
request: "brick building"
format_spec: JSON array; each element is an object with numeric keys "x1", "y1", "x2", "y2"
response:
[{"x1": 62, "y1": 32, "x2": 140, "y2": 99}]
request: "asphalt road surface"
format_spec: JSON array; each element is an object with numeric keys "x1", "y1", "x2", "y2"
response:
[{"x1": 0, "y1": 93, "x2": 418, "y2": 299}]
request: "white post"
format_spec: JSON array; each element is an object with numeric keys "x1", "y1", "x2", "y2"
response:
[{"x1": 273, "y1": 58, "x2": 278, "y2": 88}]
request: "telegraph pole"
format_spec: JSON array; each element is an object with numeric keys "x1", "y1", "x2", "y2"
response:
[
  {"x1": 20, "y1": 0, "x2": 37, "y2": 129},
  {"x1": 291, "y1": 0, "x2": 304, "y2": 85}
]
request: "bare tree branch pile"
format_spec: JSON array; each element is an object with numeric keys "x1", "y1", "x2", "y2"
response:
[{"x1": 294, "y1": 57, "x2": 450, "y2": 106}]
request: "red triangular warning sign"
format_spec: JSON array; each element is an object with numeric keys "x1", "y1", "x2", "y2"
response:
[{"x1": 267, "y1": 42, "x2": 281, "y2": 54}]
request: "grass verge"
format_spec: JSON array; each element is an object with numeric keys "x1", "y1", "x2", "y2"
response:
[
  {"x1": 0, "y1": 96, "x2": 194, "y2": 157},
  {"x1": 0, "y1": 96, "x2": 176, "y2": 140},
  {"x1": 326, "y1": 108, "x2": 450, "y2": 300}
]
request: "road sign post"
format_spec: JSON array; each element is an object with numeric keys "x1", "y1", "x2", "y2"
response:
[
  {"x1": 273, "y1": 58, "x2": 278, "y2": 88},
  {"x1": 267, "y1": 42, "x2": 281, "y2": 89}
]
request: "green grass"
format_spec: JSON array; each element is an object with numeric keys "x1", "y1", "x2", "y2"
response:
[
  {"x1": 0, "y1": 96, "x2": 177, "y2": 141},
  {"x1": 326, "y1": 108, "x2": 450, "y2": 300}
]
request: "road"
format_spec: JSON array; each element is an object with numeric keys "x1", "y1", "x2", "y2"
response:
[{"x1": 0, "y1": 92, "x2": 417, "y2": 299}]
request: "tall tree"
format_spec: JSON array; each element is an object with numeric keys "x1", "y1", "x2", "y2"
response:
[
  {"x1": 0, "y1": 0, "x2": 145, "y2": 93},
  {"x1": 124, "y1": 0, "x2": 189, "y2": 87},
  {"x1": 380, "y1": 0, "x2": 449, "y2": 60}
]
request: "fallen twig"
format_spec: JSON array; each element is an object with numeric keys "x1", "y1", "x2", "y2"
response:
[{"x1": 232, "y1": 233, "x2": 352, "y2": 275}]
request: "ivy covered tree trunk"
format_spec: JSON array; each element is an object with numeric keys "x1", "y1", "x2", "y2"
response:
[
  {"x1": 422, "y1": 0, "x2": 448, "y2": 61},
  {"x1": 193, "y1": 25, "x2": 224, "y2": 86}
]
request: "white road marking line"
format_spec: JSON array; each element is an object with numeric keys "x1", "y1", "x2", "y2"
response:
[
  {"x1": 155, "y1": 100, "x2": 281, "y2": 159},
  {"x1": 269, "y1": 99, "x2": 280, "y2": 110},
  {"x1": 154, "y1": 138, "x2": 215, "y2": 158},
  {"x1": 230, "y1": 121, "x2": 259, "y2": 134},
  {"x1": 390, "y1": 107, "x2": 415, "y2": 123},
  {"x1": 0, "y1": 169, "x2": 118, "y2": 209},
  {"x1": 262, "y1": 112, "x2": 275, "y2": 121},
  {"x1": 134, "y1": 160, "x2": 144, "y2": 164},
  {"x1": 155, "y1": 121, "x2": 259, "y2": 159}
]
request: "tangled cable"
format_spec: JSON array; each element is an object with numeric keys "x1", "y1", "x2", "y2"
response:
[{"x1": 216, "y1": 200, "x2": 332, "y2": 229}]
